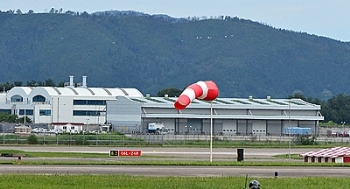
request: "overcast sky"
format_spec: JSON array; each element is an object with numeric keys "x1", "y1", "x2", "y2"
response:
[{"x1": 2, "y1": 0, "x2": 350, "y2": 42}]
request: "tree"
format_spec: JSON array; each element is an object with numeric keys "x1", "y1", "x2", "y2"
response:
[
  {"x1": 17, "y1": 116, "x2": 32, "y2": 124},
  {"x1": 45, "y1": 79, "x2": 56, "y2": 87},
  {"x1": 26, "y1": 80, "x2": 36, "y2": 87},
  {"x1": 321, "y1": 93, "x2": 350, "y2": 124},
  {"x1": 14, "y1": 81, "x2": 22, "y2": 86},
  {"x1": 288, "y1": 92, "x2": 307, "y2": 101},
  {"x1": 157, "y1": 88, "x2": 182, "y2": 97},
  {"x1": 27, "y1": 134, "x2": 38, "y2": 144},
  {"x1": 37, "y1": 81, "x2": 44, "y2": 86},
  {"x1": 57, "y1": 81, "x2": 65, "y2": 87},
  {"x1": 49, "y1": 8, "x2": 55, "y2": 14},
  {"x1": 0, "y1": 112, "x2": 18, "y2": 123},
  {"x1": 0, "y1": 82, "x2": 14, "y2": 92},
  {"x1": 15, "y1": 9, "x2": 22, "y2": 14}
]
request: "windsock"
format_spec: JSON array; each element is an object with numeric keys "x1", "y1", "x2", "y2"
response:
[{"x1": 174, "y1": 81, "x2": 219, "y2": 110}]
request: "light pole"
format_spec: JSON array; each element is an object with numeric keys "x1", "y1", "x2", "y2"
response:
[
  {"x1": 341, "y1": 121, "x2": 346, "y2": 143},
  {"x1": 85, "y1": 118, "x2": 89, "y2": 132}
]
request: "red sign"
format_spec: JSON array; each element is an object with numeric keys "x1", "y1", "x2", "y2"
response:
[{"x1": 116, "y1": 150, "x2": 142, "y2": 157}]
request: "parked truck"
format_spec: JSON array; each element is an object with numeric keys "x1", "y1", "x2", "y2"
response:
[{"x1": 148, "y1": 122, "x2": 169, "y2": 135}]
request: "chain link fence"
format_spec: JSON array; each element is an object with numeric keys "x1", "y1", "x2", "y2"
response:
[{"x1": 0, "y1": 133, "x2": 349, "y2": 146}]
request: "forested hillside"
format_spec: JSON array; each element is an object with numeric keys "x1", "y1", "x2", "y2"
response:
[{"x1": 1, "y1": 10, "x2": 350, "y2": 99}]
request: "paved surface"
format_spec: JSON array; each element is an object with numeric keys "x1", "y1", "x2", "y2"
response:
[
  {"x1": 0, "y1": 165, "x2": 349, "y2": 178},
  {"x1": 1, "y1": 146, "x2": 346, "y2": 177}
]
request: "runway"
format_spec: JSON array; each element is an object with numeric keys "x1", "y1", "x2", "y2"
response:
[
  {"x1": 0, "y1": 165, "x2": 349, "y2": 178},
  {"x1": 1, "y1": 146, "x2": 347, "y2": 177}
]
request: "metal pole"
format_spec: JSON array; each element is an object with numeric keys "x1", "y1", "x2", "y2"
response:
[
  {"x1": 210, "y1": 101, "x2": 213, "y2": 162},
  {"x1": 289, "y1": 100, "x2": 291, "y2": 160}
]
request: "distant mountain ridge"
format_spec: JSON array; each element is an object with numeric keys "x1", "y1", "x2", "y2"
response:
[{"x1": 0, "y1": 10, "x2": 350, "y2": 100}]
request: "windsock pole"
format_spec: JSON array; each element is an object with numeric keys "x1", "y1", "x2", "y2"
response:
[
  {"x1": 174, "y1": 80, "x2": 219, "y2": 162},
  {"x1": 210, "y1": 101, "x2": 213, "y2": 162}
]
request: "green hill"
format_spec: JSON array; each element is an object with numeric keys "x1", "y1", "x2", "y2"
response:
[{"x1": 1, "y1": 10, "x2": 350, "y2": 99}]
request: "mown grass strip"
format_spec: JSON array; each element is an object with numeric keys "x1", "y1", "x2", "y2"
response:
[{"x1": 0, "y1": 174, "x2": 348, "y2": 189}]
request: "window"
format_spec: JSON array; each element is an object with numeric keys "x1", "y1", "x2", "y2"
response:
[
  {"x1": 19, "y1": 109, "x2": 33, "y2": 115},
  {"x1": 39, "y1": 110, "x2": 51, "y2": 116},
  {"x1": 0, "y1": 109, "x2": 11, "y2": 114},
  {"x1": 11, "y1": 95, "x2": 23, "y2": 102},
  {"x1": 73, "y1": 110, "x2": 99, "y2": 116},
  {"x1": 33, "y1": 95, "x2": 46, "y2": 103},
  {"x1": 73, "y1": 100, "x2": 106, "y2": 105}
]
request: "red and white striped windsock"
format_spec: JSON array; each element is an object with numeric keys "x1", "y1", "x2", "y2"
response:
[{"x1": 174, "y1": 80, "x2": 219, "y2": 110}]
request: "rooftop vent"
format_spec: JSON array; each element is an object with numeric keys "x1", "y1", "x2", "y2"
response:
[
  {"x1": 82, "y1": 76, "x2": 87, "y2": 88},
  {"x1": 69, "y1": 76, "x2": 74, "y2": 87}
]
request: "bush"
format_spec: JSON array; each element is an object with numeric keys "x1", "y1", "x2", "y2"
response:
[{"x1": 27, "y1": 134, "x2": 38, "y2": 144}]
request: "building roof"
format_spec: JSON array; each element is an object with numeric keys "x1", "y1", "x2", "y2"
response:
[
  {"x1": 125, "y1": 96, "x2": 321, "y2": 110},
  {"x1": 7, "y1": 86, "x2": 144, "y2": 102},
  {"x1": 299, "y1": 147, "x2": 350, "y2": 158}
]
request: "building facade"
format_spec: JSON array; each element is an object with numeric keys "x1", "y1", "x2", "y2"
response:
[
  {"x1": 0, "y1": 76, "x2": 144, "y2": 126},
  {"x1": 106, "y1": 95, "x2": 324, "y2": 135}
]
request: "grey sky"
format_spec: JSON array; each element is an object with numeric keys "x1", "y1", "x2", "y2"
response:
[{"x1": 1, "y1": 0, "x2": 349, "y2": 42}]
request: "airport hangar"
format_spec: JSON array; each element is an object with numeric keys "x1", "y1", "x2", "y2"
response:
[
  {"x1": 106, "y1": 95, "x2": 324, "y2": 136},
  {"x1": 0, "y1": 76, "x2": 324, "y2": 135}
]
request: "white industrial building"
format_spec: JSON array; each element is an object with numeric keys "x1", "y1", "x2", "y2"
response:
[
  {"x1": 0, "y1": 76, "x2": 143, "y2": 126},
  {"x1": 106, "y1": 95, "x2": 324, "y2": 135},
  {"x1": 0, "y1": 76, "x2": 324, "y2": 135}
]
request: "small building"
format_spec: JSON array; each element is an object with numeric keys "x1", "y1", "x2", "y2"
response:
[
  {"x1": 14, "y1": 125, "x2": 32, "y2": 135},
  {"x1": 299, "y1": 147, "x2": 350, "y2": 163},
  {"x1": 52, "y1": 122, "x2": 85, "y2": 134}
]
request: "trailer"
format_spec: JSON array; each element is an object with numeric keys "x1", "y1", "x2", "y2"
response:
[{"x1": 284, "y1": 127, "x2": 311, "y2": 136}]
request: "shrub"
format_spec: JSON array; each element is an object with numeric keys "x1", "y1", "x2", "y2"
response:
[{"x1": 27, "y1": 134, "x2": 38, "y2": 144}]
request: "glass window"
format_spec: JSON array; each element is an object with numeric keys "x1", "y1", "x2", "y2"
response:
[
  {"x1": 39, "y1": 110, "x2": 51, "y2": 116},
  {"x1": 73, "y1": 100, "x2": 106, "y2": 105},
  {"x1": 73, "y1": 110, "x2": 99, "y2": 116},
  {"x1": 0, "y1": 109, "x2": 11, "y2": 114},
  {"x1": 33, "y1": 95, "x2": 46, "y2": 103},
  {"x1": 19, "y1": 109, "x2": 34, "y2": 115},
  {"x1": 11, "y1": 95, "x2": 23, "y2": 102}
]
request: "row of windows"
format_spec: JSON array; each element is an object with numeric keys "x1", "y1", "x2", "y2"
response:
[
  {"x1": 19, "y1": 110, "x2": 34, "y2": 115},
  {"x1": 0, "y1": 109, "x2": 11, "y2": 114},
  {"x1": 40, "y1": 110, "x2": 51, "y2": 116},
  {"x1": 1, "y1": 109, "x2": 101, "y2": 117},
  {"x1": 11, "y1": 95, "x2": 46, "y2": 102},
  {"x1": 73, "y1": 100, "x2": 106, "y2": 105},
  {"x1": 11, "y1": 96, "x2": 106, "y2": 106},
  {"x1": 73, "y1": 110, "x2": 99, "y2": 116}
]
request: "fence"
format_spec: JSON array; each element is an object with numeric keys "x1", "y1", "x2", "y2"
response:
[{"x1": 0, "y1": 133, "x2": 349, "y2": 146}]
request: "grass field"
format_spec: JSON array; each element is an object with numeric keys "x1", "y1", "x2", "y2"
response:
[
  {"x1": 0, "y1": 174, "x2": 347, "y2": 189},
  {"x1": 0, "y1": 148, "x2": 349, "y2": 188}
]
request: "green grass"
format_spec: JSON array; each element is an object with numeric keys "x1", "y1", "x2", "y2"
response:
[{"x1": 0, "y1": 175, "x2": 347, "y2": 189}]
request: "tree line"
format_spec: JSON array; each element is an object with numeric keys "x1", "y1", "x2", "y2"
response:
[{"x1": 0, "y1": 79, "x2": 66, "y2": 92}]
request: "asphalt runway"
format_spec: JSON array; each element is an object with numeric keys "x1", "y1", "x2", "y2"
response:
[
  {"x1": 1, "y1": 146, "x2": 348, "y2": 177},
  {"x1": 1, "y1": 165, "x2": 349, "y2": 178}
]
